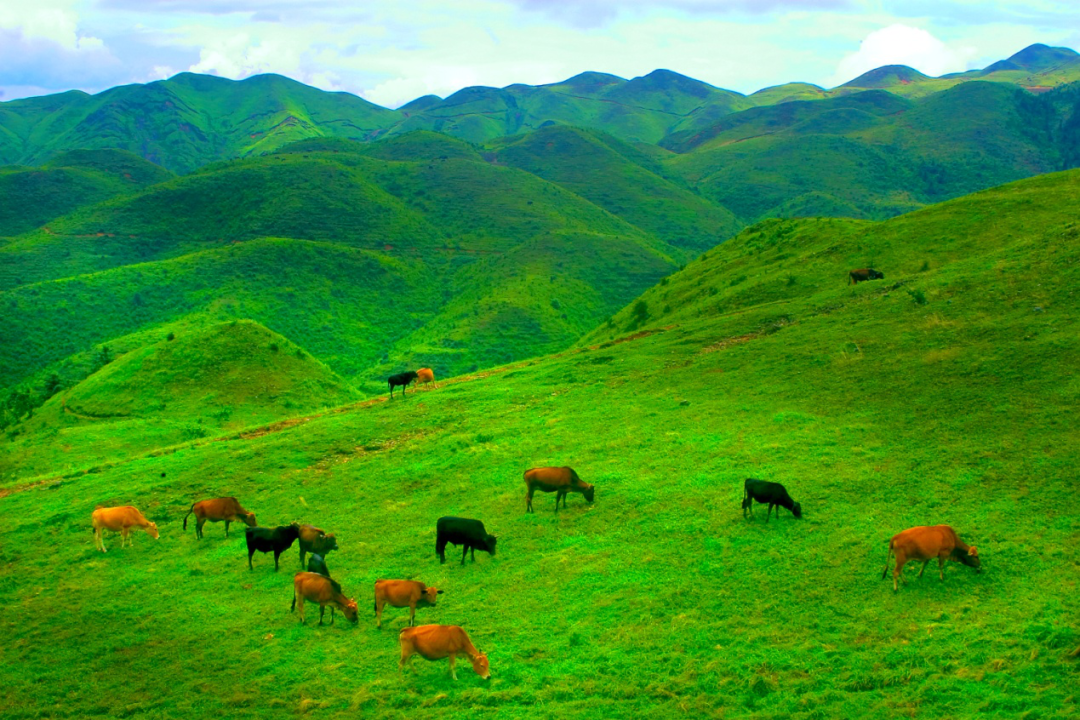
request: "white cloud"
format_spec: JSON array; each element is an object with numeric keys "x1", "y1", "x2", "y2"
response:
[
  {"x1": 830, "y1": 24, "x2": 979, "y2": 85},
  {"x1": 0, "y1": 4, "x2": 105, "y2": 52}
]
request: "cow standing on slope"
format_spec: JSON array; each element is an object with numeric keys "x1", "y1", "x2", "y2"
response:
[
  {"x1": 743, "y1": 478, "x2": 802, "y2": 521},
  {"x1": 882, "y1": 525, "x2": 981, "y2": 592},
  {"x1": 524, "y1": 466, "x2": 595, "y2": 512},
  {"x1": 183, "y1": 497, "x2": 256, "y2": 539},
  {"x1": 91, "y1": 506, "x2": 160, "y2": 552}
]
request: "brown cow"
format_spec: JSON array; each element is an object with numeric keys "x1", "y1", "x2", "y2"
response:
[
  {"x1": 183, "y1": 497, "x2": 256, "y2": 539},
  {"x1": 291, "y1": 572, "x2": 358, "y2": 626},
  {"x1": 416, "y1": 367, "x2": 437, "y2": 389},
  {"x1": 399, "y1": 625, "x2": 490, "y2": 680},
  {"x1": 91, "y1": 506, "x2": 160, "y2": 552},
  {"x1": 374, "y1": 580, "x2": 443, "y2": 628},
  {"x1": 849, "y1": 268, "x2": 885, "y2": 284},
  {"x1": 882, "y1": 525, "x2": 981, "y2": 592},
  {"x1": 524, "y1": 466, "x2": 595, "y2": 513},
  {"x1": 298, "y1": 524, "x2": 338, "y2": 568}
]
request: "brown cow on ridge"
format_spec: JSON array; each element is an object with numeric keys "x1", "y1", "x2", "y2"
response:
[
  {"x1": 882, "y1": 525, "x2": 981, "y2": 592},
  {"x1": 91, "y1": 506, "x2": 160, "y2": 552},
  {"x1": 399, "y1": 625, "x2": 490, "y2": 680},
  {"x1": 374, "y1": 580, "x2": 443, "y2": 629},
  {"x1": 849, "y1": 268, "x2": 885, "y2": 284},
  {"x1": 524, "y1": 466, "x2": 595, "y2": 512},
  {"x1": 183, "y1": 497, "x2": 256, "y2": 539},
  {"x1": 416, "y1": 368, "x2": 437, "y2": 389},
  {"x1": 291, "y1": 572, "x2": 358, "y2": 626},
  {"x1": 298, "y1": 524, "x2": 339, "y2": 568}
]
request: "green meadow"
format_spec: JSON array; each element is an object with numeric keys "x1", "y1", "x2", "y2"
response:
[{"x1": 1, "y1": 167, "x2": 1077, "y2": 719}]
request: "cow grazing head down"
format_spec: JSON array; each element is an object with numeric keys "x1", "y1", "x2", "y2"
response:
[
  {"x1": 870, "y1": 270, "x2": 885, "y2": 280},
  {"x1": 471, "y1": 653, "x2": 491, "y2": 679},
  {"x1": 791, "y1": 502, "x2": 803, "y2": 519},
  {"x1": 485, "y1": 536, "x2": 498, "y2": 556},
  {"x1": 583, "y1": 485, "x2": 595, "y2": 503},
  {"x1": 243, "y1": 512, "x2": 258, "y2": 527},
  {"x1": 422, "y1": 587, "x2": 444, "y2": 605},
  {"x1": 147, "y1": 522, "x2": 160, "y2": 539},
  {"x1": 342, "y1": 600, "x2": 359, "y2": 623}
]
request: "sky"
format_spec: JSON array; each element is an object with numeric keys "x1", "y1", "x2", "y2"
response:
[{"x1": 1, "y1": 0, "x2": 1078, "y2": 107}]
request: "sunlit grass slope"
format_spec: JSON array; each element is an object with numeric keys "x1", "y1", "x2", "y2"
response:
[
  {"x1": 0, "y1": 168, "x2": 1076, "y2": 720},
  {"x1": 2, "y1": 320, "x2": 358, "y2": 481}
]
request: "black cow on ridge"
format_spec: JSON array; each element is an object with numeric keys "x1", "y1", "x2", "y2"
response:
[
  {"x1": 389, "y1": 371, "x2": 419, "y2": 398},
  {"x1": 245, "y1": 523, "x2": 301, "y2": 570},
  {"x1": 436, "y1": 516, "x2": 497, "y2": 565},
  {"x1": 743, "y1": 478, "x2": 802, "y2": 522}
]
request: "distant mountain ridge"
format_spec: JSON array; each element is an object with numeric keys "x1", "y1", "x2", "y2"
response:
[{"x1": 2, "y1": 44, "x2": 1078, "y2": 172}]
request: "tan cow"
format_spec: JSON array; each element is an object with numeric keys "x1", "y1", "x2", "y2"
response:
[
  {"x1": 399, "y1": 625, "x2": 490, "y2": 680},
  {"x1": 298, "y1": 524, "x2": 338, "y2": 568},
  {"x1": 183, "y1": 497, "x2": 256, "y2": 539},
  {"x1": 416, "y1": 368, "x2": 437, "y2": 389},
  {"x1": 374, "y1": 579, "x2": 443, "y2": 628},
  {"x1": 882, "y1": 525, "x2": 981, "y2": 592},
  {"x1": 291, "y1": 572, "x2": 358, "y2": 626},
  {"x1": 524, "y1": 466, "x2": 595, "y2": 513},
  {"x1": 91, "y1": 506, "x2": 160, "y2": 552}
]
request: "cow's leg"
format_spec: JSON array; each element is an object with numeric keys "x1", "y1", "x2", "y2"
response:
[
  {"x1": 471, "y1": 546, "x2": 476, "y2": 562},
  {"x1": 297, "y1": 595, "x2": 305, "y2": 624},
  {"x1": 248, "y1": 548, "x2": 255, "y2": 570},
  {"x1": 330, "y1": 606, "x2": 335, "y2": 626},
  {"x1": 122, "y1": 527, "x2": 131, "y2": 548},
  {"x1": 437, "y1": 538, "x2": 446, "y2": 564},
  {"x1": 938, "y1": 555, "x2": 946, "y2": 581},
  {"x1": 918, "y1": 560, "x2": 930, "y2": 579},
  {"x1": 224, "y1": 520, "x2": 231, "y2": 538},
  {"x1": 448, "y1": 654, "x2": 458, "y2": 680},
  {"x1": 893, "y1": 555, "x2": 906, "y2": 592},
  {"x1": 274, "y1": 550, "x2": 281, "y2": 571},
  {"x1": 461, "y1": 545, "x2": 468, "y2": 565},
  {"x1": 399, "y1": 643, "x2": 413, "y2": 673},
  {"x1": 526, "y1": 488, "x2": 534, "y2": 513},
  {"x1": 376, "y1": 600, "x2": 384, "y2": 629},
  {"x1": 96, "y1": 528, "x2": 106, "y2": 552},
  {"x1": 196, "y1": 518, "x2": 205, "y2": 539},
  {"x1": 765, "y1": 505, "x2": 773, "y2": 523},
  {"x1": 318, "y1": 606, "x2": 325, "y2": 626},
  {"x1": 409, "y1": 603, "x2": 416, "y2": 627}
]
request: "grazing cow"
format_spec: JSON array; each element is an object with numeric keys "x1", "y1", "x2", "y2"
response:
[
  {"x1": 307, "y1": 553, "x2": 330, "y2": 577},
  {"x1": 524, "y1": 466, "x2": 595, "y2": 513},
  {"x1": 374, "y1": 579, "x2": 443, "y2": 628},
  {"x1": 849, "y1": 268, "x2": 885, "y2": 285},
  {"x1": 91, "y1": 506, "x2": 160, "y2": 552},
  {"x1": 389, "y1": 371, "x2": 419, "y2": 398},
  {"x1": 743, "y1": 478, "x2": 802, "y2": 521},
  {"x1": 436, "y1": 516, "x2": 497, "y2": 565},
  {"x1": 291, "y1": 571, "x2": 358, "y2": 626},
  {"x1": 298, "y1": 524, "x2": 338, "y2": 568},
  {"x1": 882, "y1": 525, "x2": 981, "y2": 592},
  {"x1": 399, "y1": 625, "x2": 490, "y2": 680},
  {"x1": 183, "y1": 497, "x2": 256, "y2": 539},
  {"x1": 416, "y1": 367, "x2": 437, "y2": 389},
  {"x1": 245, "y1": 523, "x2": 300, "y2": 570}
]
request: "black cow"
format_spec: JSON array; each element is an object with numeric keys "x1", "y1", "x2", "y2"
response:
[
  {"x1": 389, "y1": 371, "x2": 419, "y2": 398},
  {"x1": 849, "y1": 268, "x2": 885, "y2": 285},
  {"x1": 245, "y1": 523, "x2": 301, "y2": 570},
  {"x1": 307, "y1": 552, "x2": 331, "y2": 577},
  {"x1": 743, "y1": 478, "x2": 802, "y2": 522},
  {"x1": 436, "y1": 516, "x2": 497, "y2": 565}
]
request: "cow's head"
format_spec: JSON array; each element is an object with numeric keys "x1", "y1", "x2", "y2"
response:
[
  {"x1": 486, "y1": 536, "x2": 498, "y2": 555},
  {"x1": 791, "y1": 502, "x2": 803, "y2": 519},
  {"x1": 962, "y1": 546, "x2": 981, "y2": 572},
  {"x1": 318, "y1": 533, "x2": 339, "y2": 554},
  {"x1": 871, "y1": 270, "x2": 885, "y2": 280},
  {"x1": 420, "y1": 586, "x2": 443, "y2": 605},
  {"x1": 342, "y1": 600, "x2": 359, "y2": 624},
  {"x1": 147, "y1": 522, "x2": 160, "y2": 540},
  {"x1": 583, "y1": 485, "x2": 595, "y2": 503},
  {"x1": 243, "y1": 512, "x2": 258, "y2": 527},
  {"x1": 471, "y1": 653, "x2": 491, "y2": 679}
]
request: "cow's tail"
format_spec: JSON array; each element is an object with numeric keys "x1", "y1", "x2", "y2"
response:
[
  {"x1": 183, "y1": 505, "x2": 194, "y2": 531},
  {"x1": 881, "y1": 540, "x2": 893, "y2": 580}
]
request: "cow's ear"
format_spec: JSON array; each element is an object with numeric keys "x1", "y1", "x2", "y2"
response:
[{"x1": 436, "y1": 590, "x2": 444, "y2": 594}]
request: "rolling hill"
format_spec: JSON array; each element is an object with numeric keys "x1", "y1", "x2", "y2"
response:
[{"x1": 0, "y1": 166, "x2": 1076, "y2": 719}]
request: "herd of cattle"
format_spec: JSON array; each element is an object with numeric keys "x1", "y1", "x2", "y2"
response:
[{"x1": 88, "y1": 461, "x2": 983, "y2": 681}]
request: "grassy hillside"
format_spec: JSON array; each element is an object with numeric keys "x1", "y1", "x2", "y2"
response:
[
  {"x1": 0, "y1": 149, "x2": 172, "y2": 236},
  {"x1": 489, "y1": 126, "x2": 742, "y2": 252},
  {"x1": 0, "y1": 169, "x2": 1076, "y2": 719}
]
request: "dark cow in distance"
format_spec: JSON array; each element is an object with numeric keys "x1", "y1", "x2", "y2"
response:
[
  {"x1": 849, "y1": 268, "x2": 885, "y2": 285},
  {"x1": 245, "y1": 523, "x2": 301, "y2": 570},
  {"x1": 374, "y1": 579, "x2": 443, "y2": 628},
  {"x1": 743, "y1": 478, "x2": 802, "y2": 521},
  {"x1": 882, "y1": 525, "x2": 981, "y2": 592},
  {"x1": 298, "y1": 524, "x2": 338, "y2": 568},
  {"x1": 307, "y1": 553, "x2": 330, "y2": 577},
  {"x1": 436, "y1": 516, "x2": 497, "y2": 565},
  {"x1": 524, "y1": 466, "x2": 595, "y2": 513},
  {"x1": 389, "y1": 371, "x2": 419, "y2": 398},
  {"x1": 183, "y1": 497, "x2": 256, "y2": 539}
]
